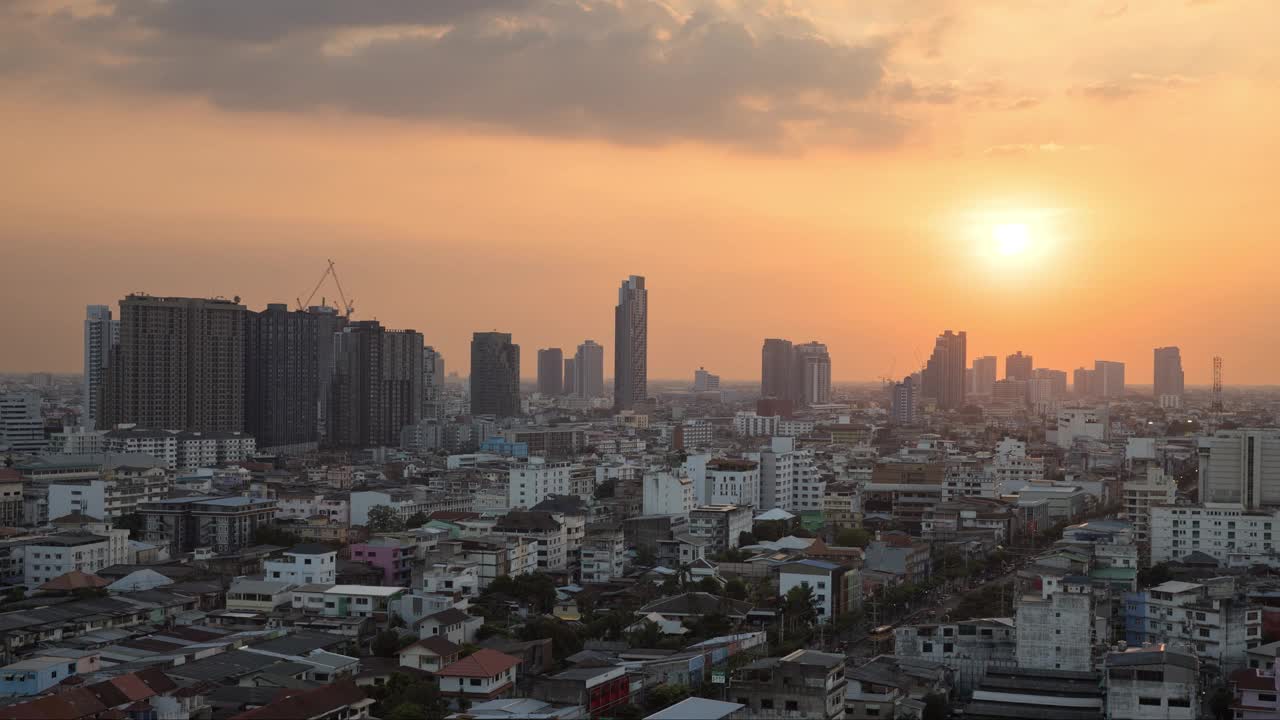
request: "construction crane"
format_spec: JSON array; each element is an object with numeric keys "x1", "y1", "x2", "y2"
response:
[{"x1": 296, "y1": 259, "x2": 355, "y2": 317}]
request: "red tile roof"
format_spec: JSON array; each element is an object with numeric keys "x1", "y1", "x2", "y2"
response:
[
  {"x1": 435, "y1": 649, "x2": 521, "y2": 678},
  {"x1": 38, "y1": 570, "x2": 110, "y2": 591},
  {"x1": 1231, "y1": 668, "x2": 1277, "y2": 692}
]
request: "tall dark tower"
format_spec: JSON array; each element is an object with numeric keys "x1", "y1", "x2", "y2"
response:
[
  {"x1": 471, "y1": 332, "x2": 521, "y2": 417},
  {"x1": 613, "y1": 275, "x2": 647, "y2": 410},
  {"x1": 245, "y1": 304, "x2": 319, "y2": 447},
  {"x1": 922, "y1": 330, "x2": 967, "y2": 410},
  {"x1": 537, "y1": 348, "x2": 564, "y2": 396},
  {"x1": 761, "y1": 338, "x2": 795, "y2": 403}
]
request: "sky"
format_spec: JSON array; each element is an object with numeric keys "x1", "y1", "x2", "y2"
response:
[{"x1": 2, "y1": 0, "x2": 1278, "y2": 384}]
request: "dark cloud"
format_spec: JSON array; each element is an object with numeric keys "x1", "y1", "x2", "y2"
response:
[{"x1": 27, "y1": 0, "x2": 897, "y2": 149}]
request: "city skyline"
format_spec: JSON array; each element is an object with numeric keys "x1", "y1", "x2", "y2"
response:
[
  {"x1": 2, "y1": 3, "x2": 1278, "y2": 385},
  {"x1": 2, "y1": 287, "x2": 1262, "y2": 387}
]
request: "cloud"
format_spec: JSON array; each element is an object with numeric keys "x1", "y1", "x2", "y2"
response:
[
  {"x1": 15, "y1": 0, "x2": 901, "y2": 150},
  {"x1": 983, "y1": 142, "x2": 1094, "y2": 156},
  {"x1": 1077, "y1": 73, "x2": 1199, "y2": 101}
]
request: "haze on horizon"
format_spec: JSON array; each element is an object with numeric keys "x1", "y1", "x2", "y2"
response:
[{"x1": 2, "y1": 0, "x2": 1277, "y2": 384}]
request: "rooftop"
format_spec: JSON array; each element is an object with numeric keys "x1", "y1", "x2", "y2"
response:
[{"x1": 435, "y1": 648, "x2": 520, "y2": 678}]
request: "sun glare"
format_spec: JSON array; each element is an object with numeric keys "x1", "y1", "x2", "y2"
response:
[{"x1": 993, "y1": 222, "x2": 1030, "y2": 256}]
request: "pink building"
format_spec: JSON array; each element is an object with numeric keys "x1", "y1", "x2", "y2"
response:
[{"x1": 350, "y1": 538, "x2": 414, "y2": 586}]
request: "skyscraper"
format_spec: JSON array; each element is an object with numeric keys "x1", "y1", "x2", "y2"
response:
[
  {"x1": 1005, "y1": 351, "x2": 1033, "y2": 381},
  {"x1": 329, "y1": 320, "x2": 424, "y2": 447},
  {"x1": 1073, "y1": 367, "x2": 1095, "y2": 398},
  {"x1": 1032, "y1": 368, "x2": 1069, "y2": 399},
  {"x1": 1154, "y1": 347, "x2": 1185, "y2": 400},
  {"x1": 102, "y1": 294, "x2": 247, "y2": 432},
  {"x1": 613, "y1": 275, "x2": 647, "y2": 410},
  {"x1": 1198, "y1": 429, "x2": 1280, "y2": 508},
  {"x1": 0, "y1": 392, "x2": 46, "y2": 453},
  {"x1": 761, "y1": 339, "x2": 795, "y2": 402},
  {"x1": 308, "y1": 305, "x2": 347, "y2": 440},
  {"x1": 423, "y1": 345, "x2": 445, "y2": 418},
  {"x1": 1095, "y1": 360, "x2": 1126, "y2": 399},
  {"x1": 922, "y1": 330, "x2": 967, "y2": 410},
  {"x1": 563, "y1": 358, "x2": 577, "y2": 397},
  {"x1": 82, "y1": 304, "x2": 117, "y2": 430},
  {"x1": 537, "y1": 348, "x2": 564, "y2": 396},
  {"x1": 972, "y1": 355, "x2": 998, "y2": 396},
  {"x1": 244, "y1": 303, "x2": 319, "y2": 448},
  {"x1": 575, "y1": 340, "x2": 605, "y2": 399},
  {"x1": 471, "y1": 331, "x2": 521, "y2": 417},
  {"x1": 890, "y1": 376, "x2": 917, "y2": 425},
  {"x1": 793, "y1": 341, "x2": 832, "y2": 405},
  {"x1": 694, "y1": 367, "x2": 720, "y2": 392}
]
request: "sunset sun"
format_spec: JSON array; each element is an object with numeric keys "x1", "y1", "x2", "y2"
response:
[{"x1": 993, "y1": 222, "x2": 1031, "y2": 256}]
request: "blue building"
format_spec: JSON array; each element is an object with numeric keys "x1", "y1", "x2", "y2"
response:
[
  {"x1": 1123, "y1": 591, "x2": 1150, "y2": 646},
  {"x1": 479, "y1": 437, "x2": 529, "y2": 458},
  {"x1": 0, "y1": 656, "x2": 79, "y2": 696}
]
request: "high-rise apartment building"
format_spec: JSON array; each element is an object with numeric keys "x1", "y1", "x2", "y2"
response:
[
  {"x1": 762, "y1": 338, "x2": 795, "y2": 402},
  {"x1": 1005, "y1": 351, "x2": 1033, "y2": 381},
  {"x1": 972, "y1": 355, "x2": 997, "y2": 397},
  {"x1": 693, "y1": 367, "x2": 720, "y2": 392},
  {"x1": 890, "y1": 376, "x2": 917, "y2": 425},
  {"x1": 1073, "y1": 367, "x2": 1095, "y2": 398},
  {"x1": 329, "y1": 320, "x2": 423, "y2": 447},
  {"x1": 1095, "y1": 360, "x2": 1126, "y2": 398},
  {"x1": 423, "y1": 345, "x2": 445, "y2": 418},
  {"x1": 537, "y1": 348, "x2": 564, "y2": 396},
  {"x1": 101, "y1": 294, "x2": 247, "y2": 432},
  {"x1": 562, "y1": 358, "x2": 576, "y2": 397},
  {"x1": 794, "y1": 342, "x2": 832, "y2": 406},
  {"x1": 614, "y1": 275, "x2": 647, "y2": 410},
  {"x1": 0, "y1": 392, "x2": 46, "y2": 453},
  {"x1": 922, "y1": 330, "x2": 967, "y2": 410},
  {"x1": 1032, "y1": 368, "x2": 1069, "y2": 399},
  {"x1": 82, "y1": 305, "x2": 117, "y2": 430},
  {"x1": 308, "y1": 305, "x2": 347, "y2": 439},
  {"x1": 471, "y1": 331, "x2": 521, "y2": 417},
  {"x1": 575, "y1": 340, "x2": 606, "y2": 399},
  {"x1": 1198, "y1": 429, "x2": 1280, "y2": 508},
  {"x1": 245, "y1": 303, "x2": 319, "y2": 448},
  {"x1": 1153, "y1": 347, "x2": 1185, "y2": 401}
]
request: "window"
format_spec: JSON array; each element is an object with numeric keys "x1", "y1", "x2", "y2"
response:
[
  {"x1": 1138, "y1": 698, "x2": 1161, "y2": 706},
  {"x1": 1261, "y1": 694, "x2": 1278, "y2": 703},
  {"x1": 469, "y1": 679, "x2": 482, "y2": 687},
  {"x1": 1168, "y1": 698, "x2": 1191, "y2": 708},
  {"x1": 761, "y1": 699, "x2": 773, "y2": 710},
  {"x1": 785, "y1": 701, "x2": 799, "y2": 711}
]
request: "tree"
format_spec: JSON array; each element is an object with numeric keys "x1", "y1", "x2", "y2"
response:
[
  {"x1": 386, "y1": 703, "x2": 426, "y2": 720},
  {"x1": 1139, "y1": 563, "x2": 1173, "y2": 589},
  {"x1": 923, "y1": 692, "x2": 949, "y2": 720},
  {"x1": 737, "y1": 531, "x2": 757, "y2": 547},
  {"x1": 627, "y1": 619, "x2": 664, "y2": 648},
  {"x1": 113, "y1": 513, "x2": 145, "y2": 535},
  {"x1": 372, "y1": 630, "x2": 409, "y2": 658},
  {"x1": 612, "y1": 704, "x2": 645, "y2": 720},
  {"x1": 251, "y1": 524, "x2": 302, "y2": 547},
  {"x1": 723, "y1": 578, "x2": 749, "y2": 601},
  {"x1": 695, "y1": 577, "x2": 720, "y2": 593},
  {"x1": 365, "y1": 672, "x2": 449, "y2": 720},
  {"x1": 782, "y1": 584, "x2": 819, "y2": 625},
  {"x1": 835, "y1": 527, "x2": 871, "y2": 548},
  {"x1": 519, "y1": 617, "x2": 584, "y2": 660},
  {"x1": 367, "y1": 505, "x2": 405, "y2": 533},
  {"x1": 403, "y1": 512, "x2": 429, "y2": 528},
  {"x1": 644, "y1": 684, "x2": 691, "y2": 713},
  {"x1": 634, "y1": 547, "x2": 657, "y2": 567},
  {"x1": 1209, "y1": 685, "x2": 1233, "y2": 720}
]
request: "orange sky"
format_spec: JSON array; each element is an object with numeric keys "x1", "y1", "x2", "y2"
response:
[{"x1": 2, "y1": 0, "x2": 1278, "y2": 383}]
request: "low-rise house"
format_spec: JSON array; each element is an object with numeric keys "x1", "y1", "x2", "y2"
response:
[
  {"x1": 398, "y1": 636, "x2": 463, "y2": 672},
  {"x1": 645, "y1": 698, "x2": 743, "y2": 720},
  {"x1": 419, "y1": 607, "x2": 482, "y2": 644},
  {"x1": 729, "y1": 650, "x2": 846, "y2": 720},
  {"x1": 531, "y1": 665, "x2": 631, "y2": 717},
  {"x1": 422, "y1": 560, "x2": 482, "y2": 599},
  {"x1": 893, "y1": 618, "x2": 1016, "y2": 694},
  {"x1": 291, "y1": 584, "x2": 408, "y2": 620},
  {"x1": 0, "y1": 655, "x2": 83, "y2": 696},
  {"x1": 845, "y1": 655, "x2": 952, "y2": 720},
  {"x1": 963, "y1": 667, "x2": 1103, "y2": 720},
  {"x1": 350, "y1": 537, "x2": 415, "y2": 586},
  {"x1": 1103, "y1": 644, "x2": 1198, "y2": 720},
  {"x1": 229, "y1": 680, "x2": 373, "y2": 720},
  {"x1": 263, "y1": 544, "x2": 337, "y2": 585},
  {"x1": 227, "y1": 578, "x2": 295, "y2": 613},
  {"x1": 436, "y1": 648, "x2": 521, "y2": 701},
  {"x1": 635, "y1": 593, "x2": 753, "y2": 625}
]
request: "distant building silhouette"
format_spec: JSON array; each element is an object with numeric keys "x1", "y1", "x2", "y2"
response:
[
  {"x1": 1005, "y1": 351, "x2": 1033, "y2": 382},
  {"x1": 614, "y1": 275, "x2": 647, "y2": 410},
  {"x1": 537, "y1": 348, "x2": 564, "y2": 396},
  {"x1": 575, "y1": 340, "x2": 605, "y2": 399},
  {"x1": 245, "y1": 303, "x2": 319, "y2": 448},
  {"x1": 82, "y1": 304, "x2": 117, "y2": 430},
  {"x1": 1154, "y1": 347, "x2": 1185, "y2": 400},
  {"x1": 922, "y1": 330, "x2": 967, "y2": 410},
  {"x1": 471, "y1": 331, "x2": 521, "y2": 417}
]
